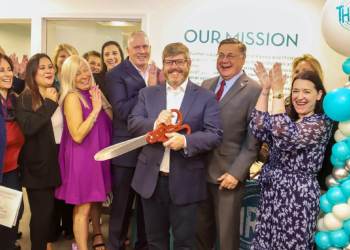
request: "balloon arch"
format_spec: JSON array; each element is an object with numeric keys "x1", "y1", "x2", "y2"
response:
[{"x1": 314, "y1": 1, "x2": 350, "y2": 249}]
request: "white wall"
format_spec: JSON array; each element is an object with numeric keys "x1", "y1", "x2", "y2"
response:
[
  {"x1": 1, "y1": 0, "x2": 347, "y2": 90},
  {"x1": 0, "y1": 23, "x2": 31, "y2": 56}
]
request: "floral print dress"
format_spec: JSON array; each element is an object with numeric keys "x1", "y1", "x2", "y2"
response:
[{"x1": 249, "y1": 109, "x2": 332, "y2": 250}]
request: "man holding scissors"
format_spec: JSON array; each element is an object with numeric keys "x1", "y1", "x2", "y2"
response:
[{"x1": 128, "y1": 42, "x2": 223, "y2": 250}]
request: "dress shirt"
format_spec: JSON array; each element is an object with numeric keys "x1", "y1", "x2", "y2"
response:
[
  {"x1": 214, "y1": 71, "x2": 244, "y2": 100},
  {"x1": 159, "y1": 79, "x2": 188, "y2": 173}
]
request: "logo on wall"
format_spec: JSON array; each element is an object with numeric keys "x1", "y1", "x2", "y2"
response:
[{"x1": 336, "y1": 3, "x2": 350, "y2": 31}]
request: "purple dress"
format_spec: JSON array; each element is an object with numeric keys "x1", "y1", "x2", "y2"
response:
[
  {"x1": 249, "y1": 109, "x2": 332, "y2": 250},
  {"x1": 55, "y1": 90, "x2": 111, "y2": 205}
]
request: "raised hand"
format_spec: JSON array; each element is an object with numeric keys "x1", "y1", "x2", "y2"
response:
[
  {"x1": 254, "y1": 61, "x2": 271, "y2": 90},
  {"x1": 18, "y1": 55, "x2": 29, "y2": 79},
  {"x1": 45, "y1": 87, "x2": 58, "y2": 102},
  {"x1": 147, "y1": 61, "x2": 158, "y2": 86},
  {"x1": 9, "y1": 53, "x2": 20, "y2": 77},
  {"x1": 270, "y1": 63, "x2": 286, "y2": 93},
  {"x1": 90, "y1": 86, "x2": 102, "y2": 114}
]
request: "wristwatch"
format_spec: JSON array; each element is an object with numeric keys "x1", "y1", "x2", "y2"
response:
[{"x1": 273, "y1": 93, "x2": 284, "y2": 99}]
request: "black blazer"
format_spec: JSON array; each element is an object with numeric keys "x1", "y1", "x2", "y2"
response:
[{"x1": 16, "y1": 91, "x2": 61, "y2": 189}]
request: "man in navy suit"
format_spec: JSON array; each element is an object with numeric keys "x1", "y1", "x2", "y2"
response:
[
  {"x1": 106, "y1": 31, "x2": 162, "y2": 250},
  {"x1": 128, "y1": 42, "x2": 223, "y2": 250}
]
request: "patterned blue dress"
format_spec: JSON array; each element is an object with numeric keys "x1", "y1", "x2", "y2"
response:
[{"x1": 249, "y1": 109, "x2": 332, "y2": 250}]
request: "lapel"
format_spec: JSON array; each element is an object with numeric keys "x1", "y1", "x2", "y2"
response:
[
  {"x1": 219, "y1": 72, "x2": 249, "y2": 108},
  {"x1": 153, "y1": 84, "x2": 167, "y2": 117},
  {"x1": 180, "y1": 80, "x2": 197, "y2": 121},
  {"x1": 125, "y1": 58, "x2": 146, "y2": 87},
  {"x1": 208, "y1": 76, "x2": 220, "y2": 92}
]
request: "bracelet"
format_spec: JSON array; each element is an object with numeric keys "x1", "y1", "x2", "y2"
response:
[{"x1": 272, "y1": 93, "x2": 284, "y2": 99}]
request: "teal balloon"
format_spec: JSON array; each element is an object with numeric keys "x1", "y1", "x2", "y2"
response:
[
  {"x1": 339, "y1": 176, "x2": 350, "y2": 183},
  {"x1": 341, "y1": 179, "x2": 350, "y2": 197},
  {"x1": 320, "y1": 194, "x2": 333, "y2": 213},
  {"x1": 327, "y1": 186, "x2": 347, "y2": 204},
  {"x1": 331, "y1": 154, "x2": 346, "y2": 168},
  {"x1": 332, "y1": 142, "x2": 350, "y2": 161},
  {"x1": 344, "y1": 219, "x2": 350, "y2": 235},
  {"x1": 343, "y1": 58, "x2": 350, "y2": 75},
  {"x1": 330, "y1": 229, "x2": 349, "y2": 248},
  {"x1": 323, "y1": 88, "x2": 350, "y2": 121},
  {"x1": 315, "y1": 231, "x2": 331, "y2": 249}
]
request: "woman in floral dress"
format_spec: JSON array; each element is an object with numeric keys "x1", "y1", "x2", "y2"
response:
[{"x1": 250, "y1": 62, "x2": 333, "y2": 250}]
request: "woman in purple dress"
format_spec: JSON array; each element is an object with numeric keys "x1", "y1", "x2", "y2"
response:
[
  {"x1": 55, "y1": 55, "x2": 112, "y2": 250},
  {"x1": 250, "y1": 62, "x2": 332, "y2": 250}
]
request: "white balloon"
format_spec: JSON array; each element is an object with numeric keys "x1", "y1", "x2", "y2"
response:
[
  {"x1": 324, "y1": 212, "x2": 343, "y2": 230},
  {"x1": 333, "y1": 203, "x2": 350, "y2": 220},
  {"x1": 335, "y1": 129, "x2": 348, "y2": 142},
  {"x1": 317, "y1": 217, "x2": 327, "y2": 231},
  {"x1": 321, "y1": 0, "x2": 350, "y2": 56},
  {"x1": 339, "y1": 121, "x2": 350, "y2": 137}
]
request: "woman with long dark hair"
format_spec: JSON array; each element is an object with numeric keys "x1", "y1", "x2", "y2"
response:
[
  {"x1": 0, "y1": 54, "x2": 24, "y2": 250},
  {"x1": 16, "y1": 53, "x2": 61, "y2": 250},
  {"x1": 250, "y1": 62, "x2": 333, "y2": 249}
]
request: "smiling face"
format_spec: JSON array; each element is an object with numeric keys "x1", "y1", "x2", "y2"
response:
[
  {"x1": 0, "y1": 58, "x2": 13, "y2": 93},
  {"x1": 216, "y1": 44, "x2": 245, "y2": 80},
  {"x1": 34, "y1": 57, "x2": 55, "y2": 89},
  {"x1": 75, "y1": 63, "x2": 92, "y2": 91},
  {"x1": 127, "y1": 34, "x2": 150, "y2": 70},
  {"x1": 291, "y1": 79, "x2": 323, "y2": 119},
  {"x1": 103, "y1": 44, "x2": 122, "y2": 71},
  {"x1": 88, "y1": 55, "x2": 102, "y2": 73},
  {"x1": 163, "y1": 53, "x2": 191, "y2": 88}
]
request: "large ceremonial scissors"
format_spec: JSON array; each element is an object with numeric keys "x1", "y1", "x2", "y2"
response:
[{"x1": 94, "y1": 109, "x2": 191, "y2": 161}]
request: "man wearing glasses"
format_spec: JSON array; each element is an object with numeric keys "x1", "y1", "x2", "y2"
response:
[
  {"x1": 195, "y1": 38, "x2": 261, "y2": 250},
  {"x1": 129, "y1": 42, "x2": 222, "y2": 250},
  {"x1": 106, "y1": 31, "x2": 164, "y2": 250}
]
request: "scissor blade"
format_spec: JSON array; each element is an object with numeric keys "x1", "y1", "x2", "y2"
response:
[{"x1": 94, "y1": 135, "x2": 148, "y2": 161}]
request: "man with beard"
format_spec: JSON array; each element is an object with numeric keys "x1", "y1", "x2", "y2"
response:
[
  {"x1": 195, "y1": 38, "x2": 261, "y2": 250},
  {"x1": 106, "y1": 31, "x2": 163, "y2": 250},
  {"x1": 128, "y1": 42, "x2": 223, "y2": 250}
]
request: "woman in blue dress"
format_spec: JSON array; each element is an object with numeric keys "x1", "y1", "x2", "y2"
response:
[{"x1": 250, "y1": 62, "x2": 333, "y2": 250}]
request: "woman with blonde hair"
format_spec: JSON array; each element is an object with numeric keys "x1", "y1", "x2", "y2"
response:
[
  {"x1": 291, "y1": 54, "x2": 324, "y2": 81},
  {"x1": 55, "y1": 55, "x2": 112, "y2": 250},
  {"x1": 52, "y1": 43, "x2": 78, "y2": 89}
]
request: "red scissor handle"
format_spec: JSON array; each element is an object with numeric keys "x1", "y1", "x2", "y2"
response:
[{"x1": 146, "y1": 109, "x2": 191, "y2": 144}]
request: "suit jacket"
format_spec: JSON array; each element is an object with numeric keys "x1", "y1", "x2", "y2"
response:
[
  {"x1": 128, "y1": 81, "x2": 223, "y2": 205},
  {"x1": 15, "y1": 91, "x2": 61, "y2": 189},
  {"x1": 105, "y1": 58, "x2": 163, "y2": 167},
  {"x1": 202, "y1": 73, "x2": 261, "y2": 183}
]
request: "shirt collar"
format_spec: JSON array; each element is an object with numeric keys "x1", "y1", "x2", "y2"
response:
[
  {"x1": 219, "y1": 70, "x2": 244, "y2": 86},
  {"x1": 166, "y1": 78, "x2": 189, "y2": 93}
]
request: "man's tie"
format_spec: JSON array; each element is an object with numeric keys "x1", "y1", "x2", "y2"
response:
[{"x1": 216, "y1": 80, "x2": 226, "y2": 101}]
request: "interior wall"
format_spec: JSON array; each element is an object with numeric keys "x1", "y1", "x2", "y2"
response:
[
  {"x1": 1, "y1": 0, "x2": 347, "y2": 90},
  {"x1": 0, "y1": 23, "x2": 31, "y2": 56}
]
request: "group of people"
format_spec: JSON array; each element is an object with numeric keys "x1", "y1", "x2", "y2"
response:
[{"x1": 0, "y1": 30, "x2": 334, "y2": 250}]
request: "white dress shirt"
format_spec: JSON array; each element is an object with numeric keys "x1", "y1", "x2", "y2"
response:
[{"x1": 159, "y1": 79, "x2": 188, "y2": 173}]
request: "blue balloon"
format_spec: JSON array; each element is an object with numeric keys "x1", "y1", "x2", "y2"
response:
[
  {"x1": 343, "y1": 57, "x2": 350, "y2": 75},
  {"x1": 330, "y1": 229, "x2": 349, "y2": 248},
  {"x1": 315, "y1": 231, "x2": 331, "y2": 249},
  {"x1": 341, "y1": 179, "x2": 350, "y2": 197},
  {"x1": 332, "y1": 142, "x2": 350, "y2": 161},
  {"x1": 327, "y1": 186, "x2": 347, "y2": 204},
  {"x1": 323, "y1": 88, "x2": 350, "y2": 121},
  {"x1": 320, "y1": 194, "x2": 333, "y2": 213},
  {"x1": 344, "y1": 219, "x2": 350, "y2": 235},
  {"x1": 331, "y1": 154, "x2": 346, "y2": 168}
]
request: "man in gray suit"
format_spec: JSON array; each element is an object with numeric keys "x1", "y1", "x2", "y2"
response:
[{"x1": 195, "y1": 38, "x2": 261, "y2": 250}]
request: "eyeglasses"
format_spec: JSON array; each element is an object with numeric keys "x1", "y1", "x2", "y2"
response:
[
  {"x1": 217, "y1": 53, "x2": 242, "y2": 61},
  {"x1": 163, "y1": 59, "x2": 188, "y2": 67}
]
